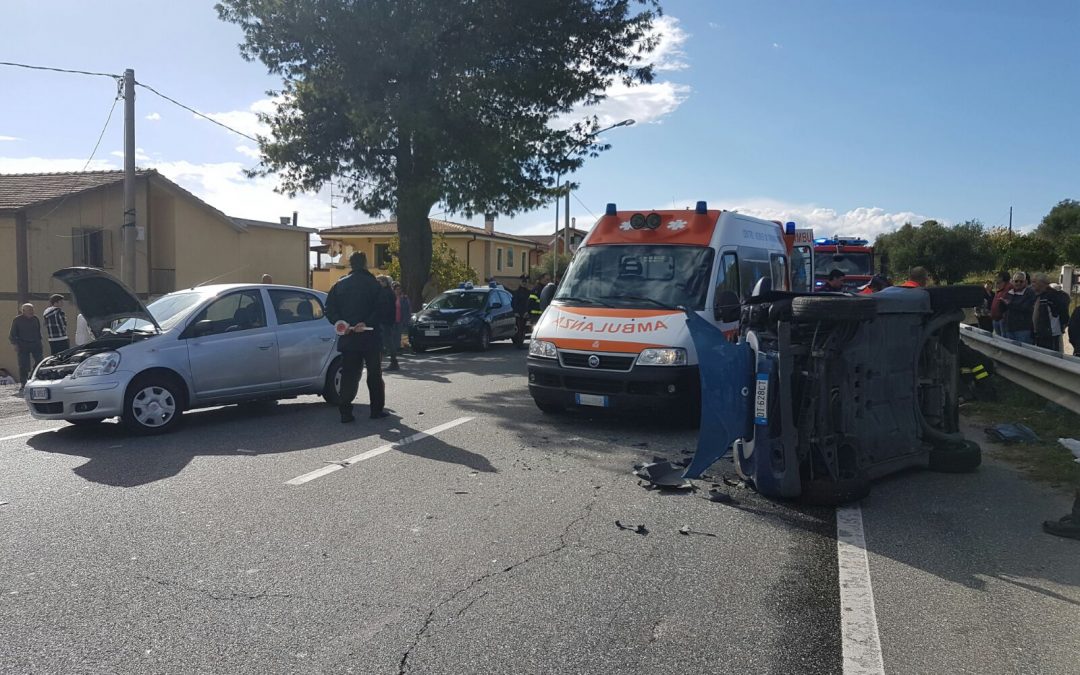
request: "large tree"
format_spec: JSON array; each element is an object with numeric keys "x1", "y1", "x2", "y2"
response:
[
  {"x1": 217, "y1": 0, "x2": 660, "y2": 303},
  {"x1": 1035, "y1": 199, "x2": 1080, "y2": 240},
  {"x1": 875, "y1": 219, "x2": 994, "y2": 284}
]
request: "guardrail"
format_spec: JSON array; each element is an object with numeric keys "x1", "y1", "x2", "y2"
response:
[{"x1": 959, "y1": 325, "x2": 1080, "y2": 416}]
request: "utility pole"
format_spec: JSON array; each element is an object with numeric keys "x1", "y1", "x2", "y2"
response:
[
  {"x1": 122, "y1": 68, "x2": 136, "y2": 288},
  {"x1": 564, "y1": 189, "x2": 570, "y2": 261},
  {"x1": 1008, "y1": 206, "x2": 1013, "y2": 235}
]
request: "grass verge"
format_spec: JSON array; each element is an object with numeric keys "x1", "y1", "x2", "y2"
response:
[{"x1": 961, "y1": 377, "x2": 1080, "y2": 489}]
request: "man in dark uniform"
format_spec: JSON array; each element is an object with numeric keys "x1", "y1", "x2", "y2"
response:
[
  {"x1": 511, "y1": 275, "x2": 532, "y2": 348},
  {"x1": 325, "y1": 252, "x2": 387, "y2": 423}
]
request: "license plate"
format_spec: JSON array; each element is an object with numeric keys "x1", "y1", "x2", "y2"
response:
[
  {"x1": 30, "y1": 387, "x2": 50, "y2": 401},
  {"x1": 575, "y1": 393, "x2": 609, "y2": 408},
  {"x1": 425, "y1": 330, "x2": 441, "y2": 337},
  {"x1": 753, "y1": 373, "x2": 769, "y2": 424}
]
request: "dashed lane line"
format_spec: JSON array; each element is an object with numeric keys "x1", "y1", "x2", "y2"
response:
[
  {"x1": 837, "y1": 504, "x2": 886, "y2": 675},
  {"x1": 285, "y1": 417, "x2": 474, "y2": 486}
]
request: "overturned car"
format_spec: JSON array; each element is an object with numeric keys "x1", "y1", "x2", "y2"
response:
[{"x1": 684, "y1": 284, "x2": 986, "y2": 504}]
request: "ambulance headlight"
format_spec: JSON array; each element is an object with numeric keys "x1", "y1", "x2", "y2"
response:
[
  {"x1": 529, "y1": 340, "x2": 558, "y2": 359},
  {"x1": 645, "y1": 213, "x2": 662, "y2": 229},
  {"x1": 630, "y1": 213, "x2": 646, "y2": 230},
  {"x1": 636, "y1": 348, "x2": 687, "y2": 366}
]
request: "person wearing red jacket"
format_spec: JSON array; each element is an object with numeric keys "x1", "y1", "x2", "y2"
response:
[
  {"x1": 988, "y1": 271, "x2": 1012, "y2": 335},
  {"x1": 898, "y1": 266, "x2": 929, "y2": 288}
]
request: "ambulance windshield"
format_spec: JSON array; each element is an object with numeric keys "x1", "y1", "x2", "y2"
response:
[{"x1": 555, "y1": 245, "x2": 715, "y2": 310}]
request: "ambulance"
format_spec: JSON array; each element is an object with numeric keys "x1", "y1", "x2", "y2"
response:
[{"x1": 527, "y1": 201, "x2": 795, "y2": 419}]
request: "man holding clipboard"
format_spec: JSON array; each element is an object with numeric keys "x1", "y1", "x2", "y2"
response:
[{"x1": 325, "y1": 252, "x2": 388, "y2": 423}]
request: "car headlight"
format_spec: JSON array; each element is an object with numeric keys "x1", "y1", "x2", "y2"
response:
[
  {"x1": 72, "y1": 351, "x2": 121, "y2": 378},
  {"x1": 529, "y1": 340, "x2": 558, "y2": 359},
  {"x1": 636, "y1": 348, "x2": 687, "y2": 366},
  {"x1": 453, "y1": 315, "x2": 479, "y2": 327}
]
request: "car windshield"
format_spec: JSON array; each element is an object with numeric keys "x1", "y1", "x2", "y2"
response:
[
  {"x1": 113, "y1": 292, "x2": 205, "y2": 332},
  {"x1": 426, "y1": 291, "x2": 487, "y2": 310},
  {"x1": 555, "y1": 244, "x2": 715, "y2": 310},
  {"x1": 815, "y1": 252, "x2": 873, "y2": 277}
]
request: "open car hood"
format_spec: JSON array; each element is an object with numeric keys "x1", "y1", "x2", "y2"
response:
[{"x1": 52, "y1": 267, "x2": 160, "y2": 335}]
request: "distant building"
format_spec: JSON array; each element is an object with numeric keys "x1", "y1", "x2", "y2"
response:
[
  {"x1": 0, "y1": 169, "x2": 313, "y2": 372},
  {"x1": 312, "y1": 214, "x2": 546, "y2": 292},
  {"x1": 518, "y1": 226, "x2": 590, "y2": 256}
]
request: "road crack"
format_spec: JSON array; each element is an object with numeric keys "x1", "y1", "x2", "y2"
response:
[{"x1": 397, "y1": 493, "x2": 604, "y2": 674}]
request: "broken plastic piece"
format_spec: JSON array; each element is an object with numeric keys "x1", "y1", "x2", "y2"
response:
[
  {"x1": 984, "y1": 423, "x2": 1039, "y2": 444},
  {"x1": 634, "y1": 460, "x2": 694, "y2": 490},
  {"x1": 707, "y1": 488, "x2": 735, "y2": 504},
  {"x1": 615, "y1": 520, "x2": 649, "y2": 536},
  {"x1": 1058, "y1": 438, "x2": 1080, "y2": 463}
]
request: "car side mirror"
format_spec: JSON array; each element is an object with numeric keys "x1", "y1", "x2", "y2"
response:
[
  {"x1": 714, "y1": 290, "x2": 741, "y2": 323},
  {"x1": 422, "y1": 303, "x2": 428, "y2": 310},
  {"x1": 190, "y1": 319, "x2": 214, "y2": 338}
]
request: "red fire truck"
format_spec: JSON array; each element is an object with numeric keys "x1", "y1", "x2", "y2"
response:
[{"x1": 812, "y1": 236, "x2": 875, "y2": 291}]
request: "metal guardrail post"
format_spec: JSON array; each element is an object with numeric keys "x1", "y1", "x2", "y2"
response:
[{"x1": 959, "y1": 325, "x2": 1080, "y2": 416}]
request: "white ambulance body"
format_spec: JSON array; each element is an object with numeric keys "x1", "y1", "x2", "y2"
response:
[{"x1": 526, "y1": 202, "x2": 792, "y2": 417}]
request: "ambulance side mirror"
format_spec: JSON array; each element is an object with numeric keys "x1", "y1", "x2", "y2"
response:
[{"x1": 714, "y1": 290, "x2": 741, "y2": 323}]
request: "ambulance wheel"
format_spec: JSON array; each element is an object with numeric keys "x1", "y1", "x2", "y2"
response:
[
  {"x1": 928, "y1": 439, "x2": 982, "y2": 473},
  {"x1": 799, "y1": 476, "x2": 871, "y2": 506},
  {"x1": 925, "y1": 285, "x2": 986, "y2": 312},
  {"x1": 791, "y1": 296, "x2": 877, "y2": 323}
]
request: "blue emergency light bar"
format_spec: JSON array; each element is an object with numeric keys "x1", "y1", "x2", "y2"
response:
[
  {"x1": 605, "y1": 203, "x2": 617, "y2": 216},
  {"x1": 785, "y1": 221, "x2": 796, "y2": 235},
  {"x1": 814, "y1": 236, "x2": 869, "y2": 246},
  {"x1": 695, "y1": 201, "x2": 708, "y2": 214}
]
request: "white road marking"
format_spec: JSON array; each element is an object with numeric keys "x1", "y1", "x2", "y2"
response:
[
  {"x1": 837, "y1": 504, "x2": 886, "y2": 675},
  {"x1": 285, "y1": 417, "x2": 474, "y2": 486},
  {"x1": 0, "y1": 428, "x2": 57, "y2": 443}
]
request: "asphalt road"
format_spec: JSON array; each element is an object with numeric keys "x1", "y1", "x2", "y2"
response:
[{"x1": 0, "y1": 348, "x2": 1077, "y2": 675}]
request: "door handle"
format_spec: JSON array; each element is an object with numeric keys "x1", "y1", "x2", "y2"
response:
[{"x1": 257, "y1": 344, "x2": 273, "y2": 350}]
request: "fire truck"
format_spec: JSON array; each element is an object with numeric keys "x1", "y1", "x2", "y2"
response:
[{"x1": 812, "y1": 236, "x2": 876, "y2": 291}]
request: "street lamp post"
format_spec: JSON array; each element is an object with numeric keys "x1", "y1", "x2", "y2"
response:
[{"x1": 552, "y1": 118, "x2": 635, "y2": 280}]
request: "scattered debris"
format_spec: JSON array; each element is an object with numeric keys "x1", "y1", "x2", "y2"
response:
[
  {"x1": 984, "y1": 423, "x2": 1040, "y2": 444},
  {"x1": 1058, "y1": 438, "x2": 1080, "y2": 463},
  {"x1": 615, "y1": 520, "x2": 649, "y2": 536},
  {"x1": 235, "y1": 448, "x2": 257, "y2": 454},
  {"x1": 0, "y1": 501, "x2": 8, "y2": 507},
  {"x1": 418, "y1": 412, "x2": 425, "y2": 416},
  {"x1": 633, "y1": 460, "x2": 693, "y2": 490},
  {"x1": 678, "y1": 525, "x2": 717, "y2": 537},
  {"x1": 453, "y1": 491, "x2": 470, "y2": 495}
]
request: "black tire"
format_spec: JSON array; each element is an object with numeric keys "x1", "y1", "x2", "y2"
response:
[
  {"x1": 322, "y1": 357, "x2": 343, "y2": 405},
  {"x1": 928, "y1": 439, "x2": 982, "y2": 473},
  {"x1": 924, "y1": 285, "x2": 986, "y2": 312},
  {"x1": 476, "y1": 326, "x2": 492, "y2": 351},
  {"x1": 411, "y1": 342, "x2": 427, "y2": 354},
  {"x1": 534, "y1": 399, "x2": 565, "y2": 414},
  {"x1": 69, "y1": 418, "x2": 105, "y2": 427},
  {"x1": 791, "y1": 296, "x2": 877, "y2": 322},
  {"x1": 799, "y1": 476, "x2": 871, "y2": 506},
  {"x1": 123, "y1": 373, "x2": 184, "y2": 435}
]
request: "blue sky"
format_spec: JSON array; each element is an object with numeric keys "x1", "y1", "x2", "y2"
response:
[{"x1": 1, "y1": 0, "x2": 1076, "y2": 245}]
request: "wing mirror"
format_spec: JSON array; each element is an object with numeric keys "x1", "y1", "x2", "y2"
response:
[
  {"x1": 714, "y1": 290, "x2": 741, "y2": 323},
  {"x1": 191, "y1": 319, "x2": 214, "y2": 338}
]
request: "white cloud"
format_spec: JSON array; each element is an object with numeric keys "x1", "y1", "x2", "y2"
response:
[
  {"x1": 0, "y1": 135, "x2": 21, "y2": 142},
  {"x1": 109, "y1": 147, "x2": 151, "y2": 162},
  {"x1": 0, "y1": 156, "x2": 116, "y2": 173},
  {"x1": 705, "y1": 197, "x2": 936, "y2": 243},
  {"x1": 235, "y1": 145, "x2": 261, "y2": 160},
  {"x1": 586, "y1": 80, "x2": 690, "y2": 128},
  {"x1": 145, "y1": 112, "x2": 161, "y2": 121},
  {"x1": 772, "y1": 42, "x2": 782, "y2": 49},
  {"x1": 648, "y1": 15, "x2": 690, "y2": 72},
  {"x1": 201, "y1": 97, "x2": 281, "y2": 139}
]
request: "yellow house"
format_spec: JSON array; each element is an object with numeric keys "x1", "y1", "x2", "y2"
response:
[
  {"x1": 312, "y1": 215, "x2": 547, "y2": 293},
  {"x1": 0, "y1": 169, "x2": 313, "y2": 375}
]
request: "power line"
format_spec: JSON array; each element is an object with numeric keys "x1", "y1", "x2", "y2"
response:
[
  {"x1": 135, "y1": 80, "x2": 260, "y2": 143},
  {"x1": 571, "y1": 191, "x2": 597, "y2": 221},
  {"x1": 0, "y1": 60, "x2": 121, "y2": 79}
]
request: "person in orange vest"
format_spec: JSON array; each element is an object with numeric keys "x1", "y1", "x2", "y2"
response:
[
  {"x1": 898, "y1": 266, "x2": 929, "y2": 288},
  {"x1": 858, "y1": 275, "x2": 888, "y2": 294}
]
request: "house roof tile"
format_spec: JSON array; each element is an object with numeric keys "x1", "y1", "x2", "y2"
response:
[{"x1": 0, "y1": 170, "x2": 151, "y2": 211}]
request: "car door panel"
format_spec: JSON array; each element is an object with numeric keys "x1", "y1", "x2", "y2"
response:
[
  {"x1": 269, "y1": 290, "x2": 335, "y2": 391},
  {"x1": 185, "y1": 290, "x2": 280, "y2": 401}
]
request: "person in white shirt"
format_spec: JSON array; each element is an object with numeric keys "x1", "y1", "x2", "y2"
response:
[{"x1": 75, "y1": 313, "x2": 94, "y2": 346}]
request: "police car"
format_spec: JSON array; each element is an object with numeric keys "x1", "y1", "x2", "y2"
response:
[{"x1": 408, "y1": 282, "x2": 518, "y2": 352}]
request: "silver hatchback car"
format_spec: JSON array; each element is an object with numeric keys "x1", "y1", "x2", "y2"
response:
[{"x1": 24, "y1": 268, "x2": 344, "y2": 434}]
